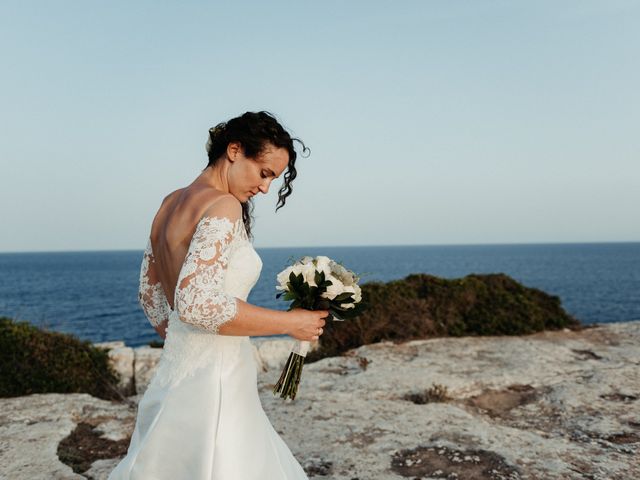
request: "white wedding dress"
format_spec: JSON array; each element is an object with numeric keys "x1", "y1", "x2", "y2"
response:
[{"x1": 108, "y1": 211, "x2": 308, "y2": 479}]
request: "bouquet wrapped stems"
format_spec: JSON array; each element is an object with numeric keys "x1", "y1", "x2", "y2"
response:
[
  {"x1": 272, "y1": 257, "x2": 365, "y2": 401},
  {"x1": 272, "y1": 340, "x2": 311, "y2": 400}
]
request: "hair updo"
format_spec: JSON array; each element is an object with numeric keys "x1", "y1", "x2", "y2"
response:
[{"x1": 204, "y1": 111, "x2": 308, "y2": 240}]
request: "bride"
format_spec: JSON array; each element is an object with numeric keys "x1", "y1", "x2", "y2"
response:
[{"x1": 108, "y1": 111, "x2": 328, "y2": 479}]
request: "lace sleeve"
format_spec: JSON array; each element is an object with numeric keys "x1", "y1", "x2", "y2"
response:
[
  {"x1": 138, "y1": 239, "x2": 171, "y2": 328},
  {"x1": 175, "y1": 196, "x2": 243, "y2": 334}
]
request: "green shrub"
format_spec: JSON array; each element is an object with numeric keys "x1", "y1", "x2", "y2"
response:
[
  {"x1": 307, "y1": 273, "x2": 581, "y2": 362},
  {"x1": 0, "y1": 317, "x2": 120, "y2": 400}
]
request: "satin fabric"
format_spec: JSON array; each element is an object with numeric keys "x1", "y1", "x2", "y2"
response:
[{"x1": 109, "y1": 241, "x2": 308, "y2": 479}]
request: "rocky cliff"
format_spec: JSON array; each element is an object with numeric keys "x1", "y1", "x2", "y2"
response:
[{"x1": 1, "y1": 321, "x2": 638, "y2": 479}]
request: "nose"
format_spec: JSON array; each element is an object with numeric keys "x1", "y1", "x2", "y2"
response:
[{"x1": 258, "y1": 178, "x2": 272, "y2": 194}]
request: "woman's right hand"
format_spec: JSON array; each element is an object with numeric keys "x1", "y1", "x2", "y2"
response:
[{"x1": 286, "y1": 308, "x2": 329, "y2": 341}]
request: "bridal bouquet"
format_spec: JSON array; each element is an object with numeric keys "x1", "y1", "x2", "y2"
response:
[{"x1": 273, "y1": 255, "x2": 365, "y2": 400}]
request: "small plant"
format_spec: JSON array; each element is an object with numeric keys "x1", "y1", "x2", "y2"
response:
[
  {"x1": 404, "y1": 383, "x2": 451, "y2": 404},
  {"x1": 357, "y1": 356, "x2": 370, "y2": 371}
]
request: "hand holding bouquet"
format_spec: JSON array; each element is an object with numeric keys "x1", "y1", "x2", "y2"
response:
[{"x1": 273, "y1": 255, "x2": 365, "y2": 400}]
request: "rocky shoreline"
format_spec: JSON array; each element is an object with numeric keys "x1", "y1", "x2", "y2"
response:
[{"x1": 1, "y1": 321, "x2": 639, "y2": 479}]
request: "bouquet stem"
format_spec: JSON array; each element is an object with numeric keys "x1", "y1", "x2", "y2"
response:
[{"x1": 273, "y1": 341, "x2": 310, "y2": 400}]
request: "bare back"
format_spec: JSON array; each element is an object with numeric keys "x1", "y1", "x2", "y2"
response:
[{"x1": 149, "y1": 186, "x2": 233, "y2": 310}]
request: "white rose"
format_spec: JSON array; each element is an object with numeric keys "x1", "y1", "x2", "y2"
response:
[
  {"x1": 314, "y1": 256, "x2": 332, "y2": 276},
  {"x1": 276, "y1": 264, "x2": 305, "y2": 290},
  {"x1": 320, "y1": 274, "x2": 344, "y2": 300},
  {"x1": 352, "y1": 283, "x2": 362, "y2": 303},
  {"x1": 341, "y1": 285, "x2": 357, "y2": 309},
  {"x1": 302, "y1": 263, "x2": 319, "y2": 287},
  {"x1": 298, "y1": 256, "x2": 333, "y2": 287},
  {"x1": 276, "y1": 266, "x2": 292, "y2": 291}
]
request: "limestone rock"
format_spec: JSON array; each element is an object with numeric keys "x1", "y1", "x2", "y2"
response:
[
  {"x1": 0, "y1": 393, "x2": 134, "y2": 480},
  {"x1": 82, "y1": 458, "x2": 120, "y2": 480},
  {"x1": 2, "y1": 321, "x2": 639, "y2": 479},
  {"x1": 94, "y1": 341, "x2": 135, "y2": 396},
  {"x1": 107, "y1": 346, "x2": 134, "y2": 395},
  {"x1": 133, "y1": 346, "x2": 162, "y2": 395},
  {"x1": 252, "y1": 337, "x2": 296, "y2": 371},
  {"x1": 256, "y1": 321, "x2": 640, "y2": 479},
  {"x1": 251, "y1": 337, "x2": 320, "y2": 372},
  {"x1": 93, "y1": 341, "x2": 125, "y2": 350}
]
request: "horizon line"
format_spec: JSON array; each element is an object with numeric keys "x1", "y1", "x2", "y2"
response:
[{"x1": 1, "y1": 239, "x2": 639, "y2": 255}]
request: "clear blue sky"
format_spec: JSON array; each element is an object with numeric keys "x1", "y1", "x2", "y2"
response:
[{"x1": 1, "y1": 1, "x2": 638, "y2": 252}]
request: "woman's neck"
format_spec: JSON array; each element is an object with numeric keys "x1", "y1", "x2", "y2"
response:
[{"x1": 193, "y1": 163, "x2": 228, "y2": 193}]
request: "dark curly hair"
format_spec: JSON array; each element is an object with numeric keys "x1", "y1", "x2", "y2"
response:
[{"x1": 204, "y1": 111, "x2": 309, "y2": 239}]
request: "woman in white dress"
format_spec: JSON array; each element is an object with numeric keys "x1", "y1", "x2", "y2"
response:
[{"x1": 109, "y1": 111, "x2": 328, "y2": 479}]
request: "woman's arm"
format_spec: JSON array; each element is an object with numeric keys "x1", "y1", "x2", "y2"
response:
[
  {"x1": 219, "y1": 300, "x2": 327, "y2": 341},
  {"x1": 217, "y1": 300, "x2": 290, "y2": 336},
  {"x1": 138, "y1": 239, "x2": 171, "y2": 335},
  {"x1": 174, "y1": 196, "x2": 245, "y2": 334},
  {"x1": 175, "y1": 194, "x2": 327, "y2": 340}
]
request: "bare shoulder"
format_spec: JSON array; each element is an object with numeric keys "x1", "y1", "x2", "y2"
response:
[
  {"x1": 179, "y1": 185, "x2": 242, "y2": 223},
  {"x1": 160, "y1": 188, "x2": 185, "y2": 206},
  {"x1": 202, "y1": 192, "x2": 242, "y2": 220}
]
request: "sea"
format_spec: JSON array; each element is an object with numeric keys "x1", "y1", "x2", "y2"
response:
[{"x1": 0, "y1": 243, "x2": 638, "y2": 348}]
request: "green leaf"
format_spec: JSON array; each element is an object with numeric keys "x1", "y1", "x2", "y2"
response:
[
  {"x1": 334, "y1": 292, "x2": 354, "y2": 303},
  {"x1": 283, "y1": 292, "x2": 297, "y2": 301}
]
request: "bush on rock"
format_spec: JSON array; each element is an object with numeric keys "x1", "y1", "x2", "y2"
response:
[
  {"x1": 0, "y1": 317, "x2": 120, "y2": 400},
  {"x1": 307, "y1": 273, "x2": 581, "y2": 362}
]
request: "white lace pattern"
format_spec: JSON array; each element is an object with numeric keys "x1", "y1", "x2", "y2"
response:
[
  {"x1": 147, "y1": 213, "x2": 261, "y2": 389},
  {"x1": 138, "y1": 239, "x2": 170, "y2": 328},
  {"x1": 174, "y1": 215, "x2": 245, "y2": 334}
]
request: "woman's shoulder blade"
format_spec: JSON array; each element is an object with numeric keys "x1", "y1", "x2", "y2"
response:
[{"x1": 152, "y1": 186, "x2": 243, "y2": 249}]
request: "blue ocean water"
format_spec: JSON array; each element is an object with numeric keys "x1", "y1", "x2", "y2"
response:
[{"x1": 0, "y1": 243, "x2": 638, "y2": 348}]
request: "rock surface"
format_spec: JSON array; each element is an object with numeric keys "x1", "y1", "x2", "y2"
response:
[
  {"x1": 1, "y1": 321, "x2": 639, "y2": 479},
  {"x1": 95, "y1": 337, "x2": 304, "y2": 395},
  {"x1": 252, "y1": 337, "x2": 298, "y2": 372},
  {"x1": 132, "y1": 346, "x2": 162, "y2": 395},
  {"x1": 107, "y1": 345, "x2": 135, "y2": 395},
  {"x1": 0, "y1": 393, "x2": 134, "y2": 480}
]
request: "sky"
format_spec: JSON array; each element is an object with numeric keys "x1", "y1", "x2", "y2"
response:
[{"x1": 0, "y1": 1, "x2": 638, "y2": 252}]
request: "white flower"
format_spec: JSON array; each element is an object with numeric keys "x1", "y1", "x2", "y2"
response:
[
  {"x1": 339, "y1": 284, "x2": 362, "y2": 309},
  {"x1": 320, "y1": 274, "x2": 344, "y2": 300},
  {"x1": 276, "y1": 264, "x2": 305, "y2": 291},
  {"x1": 293, "y1": 256, "x2": 333, "y2": 288},
  {"x1": 352, "y1": 283, "x2": 362, "y2": 302},
  {"x1": 275, "y1": 267, "x2": 291, "y2": 291},
  {"x1": 295, "y1": 256, "x2": 314, "y2": 266},
  {"x1": 278, "y1": 255, "x2": 360, "y2": 297},
  {"x1": 302, "y1": 263, "x2": 319, "y2": 287},
  {"x1": 314, "y1": 256, "x2": 332, "y2": 275}
]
